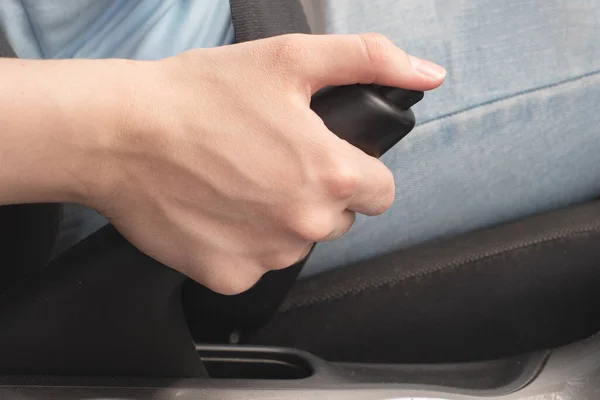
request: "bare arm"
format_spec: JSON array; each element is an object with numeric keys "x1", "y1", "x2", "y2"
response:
[
  {"x1": 0, "y1": 34, "x2": 445, "y2": 294},
  {"x1": 0, "y1": 57, "x2": 133, "y2": 205}
]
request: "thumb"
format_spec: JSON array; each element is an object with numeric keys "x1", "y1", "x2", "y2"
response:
[{"x1": 296, "y1": 33, "x2": 446, "y2": 93}]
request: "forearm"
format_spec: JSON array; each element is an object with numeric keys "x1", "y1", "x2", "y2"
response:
[{"x1": 0, "y1": 57, "x2": 134, "y2": 205}]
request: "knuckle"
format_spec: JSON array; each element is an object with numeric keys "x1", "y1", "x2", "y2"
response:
[
  {"x1": 222, "y1": 279, "x2": 256, "y2": 296},
  {"x1": 263, "y1": 247, "x2": 310, "y2": 271},
  {"x1": 288, "y1": 209, "x2": 334, "y2": 242},
  {"x1": 358, "y1": 32, "x2": 393, "y2": 68},
  {"x1": 221, "y1": 267, "x2": 265, "y2": 296},
  {"x1": 378, "y1": 188, "x2": 395, "y2": 214},
  {"x1": 326, "y1": 212, "x2": 356, "y2": 241},
  {"x1": 372, "y1": 170, "x2": 395, "y2": 214},
  {"x1": 190, "y1": 254, "x2": 265, "y2": 296},
  {"x1": 321, "y1": 160, "x2": 360, "y2": 200}
]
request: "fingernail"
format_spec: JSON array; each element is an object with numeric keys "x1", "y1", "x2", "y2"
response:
[{"x1": 409, "y1": 55, "x2": 446, "y2": 79}]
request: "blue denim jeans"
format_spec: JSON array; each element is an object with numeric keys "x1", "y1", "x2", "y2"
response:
[
  {"x1": 55, "y1": 0, "x2": 600, "y2": 280},
  {"x1": 300, "y1": 0, "x2": 600, "y2": 277}
]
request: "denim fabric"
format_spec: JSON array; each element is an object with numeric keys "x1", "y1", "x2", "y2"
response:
[{"x1": 300, "y1": 0, "x2": 600, "y2": 277}]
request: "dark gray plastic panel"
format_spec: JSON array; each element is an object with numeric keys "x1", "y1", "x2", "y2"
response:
[
  {"x1": 0, "y1": 343, "x2": 547, "y2": 399},
  {"x1": 1, "y1": 333, "x2": 600, "y2": 399}
]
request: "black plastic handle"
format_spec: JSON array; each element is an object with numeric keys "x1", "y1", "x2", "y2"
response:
[{"x1": 310, "y1": 85, "x2": 423, "y2": 157}]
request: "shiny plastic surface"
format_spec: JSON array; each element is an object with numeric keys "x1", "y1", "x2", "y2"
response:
[{"x1": 310, "y1": 85, "x2": 422, "y2": 157}]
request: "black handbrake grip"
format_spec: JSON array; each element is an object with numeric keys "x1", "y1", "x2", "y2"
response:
[
  {"x1": 310, "y1": 84, "x2": 423, "y2": 157},
  {"x1": 184, "y1": 84, "x2": 424, "y2": 341}
]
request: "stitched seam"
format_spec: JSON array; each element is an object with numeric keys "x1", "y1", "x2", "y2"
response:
[
  {"x1": 419, "y1": 69, "x2": 600, "y2": 126},
  {"x1": 282, "y1": 225, "x2": 600, "y2": 312},
  {"x1": 283, "y1": 228, "x2": 600, "y2": 311}
]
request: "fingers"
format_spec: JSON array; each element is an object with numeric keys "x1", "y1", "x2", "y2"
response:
[
  {"x1": 322, "y1": 209, "x2": 356, "y2": 241},
  {"x1": 341, "y1": 142, "x2": 396, "y2": 216},
  {"x1": 281, "y1": 33, "x2": 446, "y2": 92},
  {"x1": 296, "y1": 241, "x2": 315, "y2": 262},
  {"x1": 264, "y1": 241, "x2": 315, "y2": 270},
  {"x1": 314, "y1": 129, "x2": 396, "y2": 217}
]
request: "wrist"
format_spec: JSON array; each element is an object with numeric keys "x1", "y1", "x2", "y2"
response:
[
  {"x1": 0, "y1": 57, "x2": 145, "y2": 208},
  {"x1": 63, "y1": 58, "x2": 150, "y2": 210},
  {"x1": 45, "y1": 58, "x2": 145, "y2": 210},
  {"x1": 79, "y1": 58, "x2": 168, "y2": 213}
]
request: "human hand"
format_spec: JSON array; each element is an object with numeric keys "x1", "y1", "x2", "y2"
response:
[{"x1": 90, "y1": 33, "x2": 446, "y2": 294}]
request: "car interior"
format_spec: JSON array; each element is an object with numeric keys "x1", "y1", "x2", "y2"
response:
[
  {"x1": 1, "y1": 185, "x2": 600, "y2": 399},
  {"x1": 1, "y1": 2, "x2": 600, "y2": 400}
]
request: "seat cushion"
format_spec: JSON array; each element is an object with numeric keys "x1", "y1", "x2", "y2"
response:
[{"x1": 247, "y1": 201, "x2": 600, "y2": 363}]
